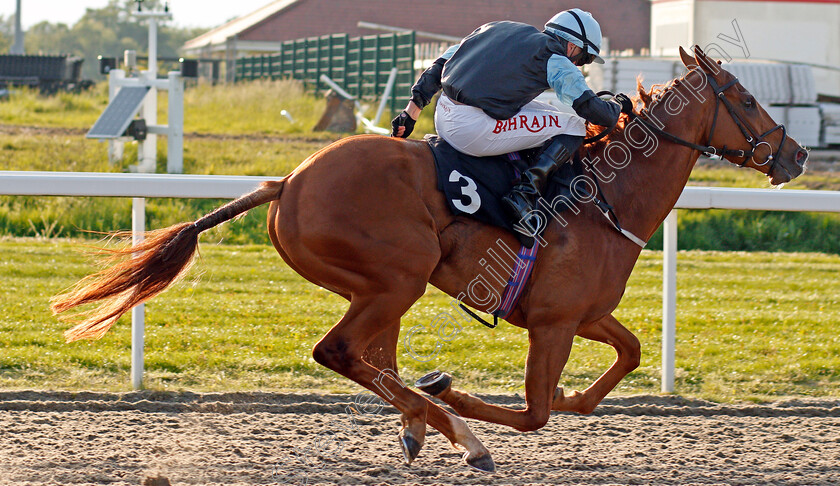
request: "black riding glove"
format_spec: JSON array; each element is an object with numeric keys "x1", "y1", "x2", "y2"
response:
[
  {"x1": 614, "y1": 93, "x2": 634, "y2": 115},
  {"x1": 391, "y1": 111, "x2": 416, "y2": 138}
]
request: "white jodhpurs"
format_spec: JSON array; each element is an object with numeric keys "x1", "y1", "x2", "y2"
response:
[{"x1": 434, "y1": 93, "x2": 586, "y2": 157}]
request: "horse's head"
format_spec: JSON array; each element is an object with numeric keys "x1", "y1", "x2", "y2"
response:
[{"x1": 678, "y1": 46, "x2": 809, "y2": 185}]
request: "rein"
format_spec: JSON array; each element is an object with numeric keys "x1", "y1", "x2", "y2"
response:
[
  {"x1": 580, "y1": 72, "x2": 788, "y2": 250},
  {"x1": 627, "y1": 73, "x2": 787, "y2": 172},
  {"x1": 583, "y1": 91, "x2": 620, "y2": 144}
]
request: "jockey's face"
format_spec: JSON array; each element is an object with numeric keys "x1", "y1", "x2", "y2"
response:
[{"x1": 566, "y1": 42, "x2": 593, "y2": 66}]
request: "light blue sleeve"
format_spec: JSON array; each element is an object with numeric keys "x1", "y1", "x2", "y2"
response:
[
  {"x1": 441, "y1": 44, "x2": 460, "y2": 60},
  {"x1": 546, "y1": 54, "x2": 589, "y2": 106}
]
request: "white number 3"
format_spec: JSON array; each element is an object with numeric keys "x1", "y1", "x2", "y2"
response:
[{"x1": 448, "y1": 170, "x2": 481, "y2": 214}]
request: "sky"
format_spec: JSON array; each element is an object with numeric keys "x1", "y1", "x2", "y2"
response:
[{"x1": 7, "y1": 0, "x2": 273, "y2": 30}]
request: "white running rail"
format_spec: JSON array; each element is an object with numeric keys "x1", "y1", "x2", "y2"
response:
[{"x1": 2, "y1": 171, "x2": 839, "y2": 391}]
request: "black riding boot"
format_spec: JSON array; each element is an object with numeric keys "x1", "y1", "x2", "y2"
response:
[{"x1": 502, "y1": 137, "x2": 575, "y2": 247}]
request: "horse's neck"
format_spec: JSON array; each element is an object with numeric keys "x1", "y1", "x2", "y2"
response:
[{"x1": 602, "y1": 89, "x2": 712, "y2": 243}]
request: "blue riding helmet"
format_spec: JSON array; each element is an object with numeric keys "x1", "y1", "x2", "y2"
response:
[{"x1": 545, "y1": 8, "x2": 605, "y2": 65}]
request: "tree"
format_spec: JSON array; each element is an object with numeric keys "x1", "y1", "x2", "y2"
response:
[
  {"x1": 0, "y1": 15, "x2": 13, "y2": 53},
  {"x1": 11, "y1": 0, "x2": 208, "y2": 79},
  {"x1": 24, "y1": 21, "x2": 74, "y2": 55}
]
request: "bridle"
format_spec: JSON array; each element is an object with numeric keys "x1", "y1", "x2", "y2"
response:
[
  {"x1": 578, "y1": 70, "x2": 790, "y2": 250},
  {"x1": 626, "y1": 72, "x2": 788, "y2": 172}
]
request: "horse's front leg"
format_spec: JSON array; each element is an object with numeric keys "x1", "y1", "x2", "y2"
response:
[
  {"x1": 429, "y1": 321, "x2": 578, "y2": 432},
  {"x1": 552, "y1": 314, "x2": 641, "y2": 414}
]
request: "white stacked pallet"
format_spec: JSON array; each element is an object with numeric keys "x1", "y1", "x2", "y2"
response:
[
  {"x1": 725, "y1": 63, "x2": 817, "y2": 105},
  {"x1": 765, "y1": 106, "x2": 822, "y2": 148},
  {"x1": 589, "y1": 58, "x2": 817, "y2": 105},
  {"x1": 588, "y1": 57, "x2": 822, "y2": 147},
  {"x1": 587, "y1": 58, "x2": 684, "y2": 95},
  {"x1": 820, "y1": 103, "x2": 840, "y2": 146}
]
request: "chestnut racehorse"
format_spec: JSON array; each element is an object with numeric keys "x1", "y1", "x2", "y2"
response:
[{"x1": 52, "y1": 47, "x2": 808, "y2": 471}]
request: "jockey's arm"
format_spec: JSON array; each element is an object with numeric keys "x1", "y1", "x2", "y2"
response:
[
  {"x1": 400, "y1": 45, "x2": 460, "y2": 121},
  {"x1": 547, "y1": 54, "x2": 621, "y2": 128},
  {"x1": 412, "y1": 44, "x2": 460, "y2": 110}
]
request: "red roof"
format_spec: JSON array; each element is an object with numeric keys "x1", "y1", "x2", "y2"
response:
[{"x1": 236, "y1": 0, "x2": 650, "y2": 52}]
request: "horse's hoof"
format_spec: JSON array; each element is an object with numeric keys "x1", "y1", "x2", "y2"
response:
[
  {"x1": 415, "y1": 370, "x2": 452, "y2": 397},
  {"x1": 464, "y1": 451, "x2": 496, "y2": 473},
  {"x1": 399, "y1": 429, "x2": 423, "y2": 465}
]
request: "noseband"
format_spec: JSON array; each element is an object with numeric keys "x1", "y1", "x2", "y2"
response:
[{"x1": 627, "y1": 73, "x2": 787, "y2": 173}]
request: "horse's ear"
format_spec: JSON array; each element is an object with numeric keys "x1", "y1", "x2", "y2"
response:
[
  {"x1": 692, "y1": 45, "x2": 722, "y2": 77},
  {"x1": 679, "y1": 46, "x2": 697, "y2": 69}
]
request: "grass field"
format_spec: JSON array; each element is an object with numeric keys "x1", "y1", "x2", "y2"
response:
[
  {"x1": 1, "y1": 80, "x2": 839, "y2": 402},
  {"x1": 0, "y1": 238, "x2": 838, "y2": 402}
]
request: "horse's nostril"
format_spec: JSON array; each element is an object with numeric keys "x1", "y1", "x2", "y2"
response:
[{"x1": 796, "y1": 149, "x2": 808, "y2": 166}]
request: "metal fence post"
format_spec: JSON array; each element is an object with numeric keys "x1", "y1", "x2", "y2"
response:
[{"x1": 662, "y1": 209, "x2": 678, "y2": 393}]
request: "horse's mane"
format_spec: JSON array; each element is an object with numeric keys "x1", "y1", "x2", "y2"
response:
[{"x1": 583, "y1": 75, "x2": 682, "y2": 154}]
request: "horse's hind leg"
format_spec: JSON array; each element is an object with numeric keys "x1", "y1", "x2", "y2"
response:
[
  {"x1": 361, "y1": 322, "x2": 494, "y2": 470},
  {"x1": 552, "y1": 314, "x2": 641, "y2": 414},
  {"x1": 314, "y1": 292, "x2": 494, "y2": 470},
  {"x1": 361, "y1": 322, "x2": 399, "y2": 371}
]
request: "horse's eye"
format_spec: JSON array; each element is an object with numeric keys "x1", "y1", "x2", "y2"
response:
[{"x1": 744, "y1": 97, "x2": 754, "y2": 108}]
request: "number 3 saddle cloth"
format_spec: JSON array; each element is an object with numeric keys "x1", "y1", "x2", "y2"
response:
[{"x1": 425, "y1": 134, "x2": 584, "y2": 239}]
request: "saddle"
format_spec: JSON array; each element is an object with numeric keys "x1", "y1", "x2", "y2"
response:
[{"x1": 425, "y1": 135, "x2": 585, "y2": 237}]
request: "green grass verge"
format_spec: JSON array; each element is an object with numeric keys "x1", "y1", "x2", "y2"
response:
[
  {"x1": 645, "y1": 210, "x2": 840, "y2": 254},
  {"x1": 1, "y1": 238, "x2": 838, "y2": 402},
  {"x1": 0, "y1": 79, "x2": 384, "y2": 136},
  {"x1": 0, "y1": 84, "x2": 108, "y2": 129}
]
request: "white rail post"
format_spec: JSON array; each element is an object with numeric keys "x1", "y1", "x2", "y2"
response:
[
  {"x1": 131, "y1": 197, "x2": 146, "y2": 390},
  {"x1": 662, "y1": 209, "x2": 678, "y2": 393},
  {"x1": 145, "y1": 17, "x2": 158, "y2": 172},
  {"x1": 373, "y1": 67, "x2": 399, "y2": 125},
  {"x1": 167, "y1": 71, "x2": 184, "y2": 173},
  {"x1": 108, "y1": 69, "x2": 126, "y2": 165},
  {"x1": 133, "y1": 10, "x2": 170, "y2": 174}
]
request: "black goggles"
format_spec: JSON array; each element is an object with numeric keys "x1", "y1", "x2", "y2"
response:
[
  {"x1": 573, "y1": 51, "x2": 595, "y2": 66},
  {"x1": 546, "y1": 30, "x2": 596, "y2": 66}
]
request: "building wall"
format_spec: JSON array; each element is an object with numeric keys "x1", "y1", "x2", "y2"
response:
[
  {"x1": 651, "y1": 0, "x2": 840, "y2": 96},
  {"x1": 650, "y1": 0, "x2": 696, "y2": 56},
  {"x1": 696, "y1": 1, "x2": 839, "y2": 64},
  {"x1": 238, "y1": 0, "x2": 651, "y2": 53}
]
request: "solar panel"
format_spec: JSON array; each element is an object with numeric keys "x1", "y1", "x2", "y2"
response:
[{"x1": 87, "y1": 86, "x2": 150, "y2": 139}]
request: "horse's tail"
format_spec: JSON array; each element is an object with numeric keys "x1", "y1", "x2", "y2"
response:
[{"x1": 51, "y1": 179, "x2": 286, "y2": 342}]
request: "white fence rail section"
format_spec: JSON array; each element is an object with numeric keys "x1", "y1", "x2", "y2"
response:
[
  {"x1": 663, "y1": 187, "x2": 840, "y2": 392},
  {"x1": 0, "y1": 172, "x2": 274, "y2": 389},
  {"x1": 2, "y1": 171, "x2": 839, "y2": 391}
]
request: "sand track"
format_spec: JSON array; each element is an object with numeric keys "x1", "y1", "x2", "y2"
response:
[{"x1": 2, "y1": 391, "x2": 839, "y2": 485}]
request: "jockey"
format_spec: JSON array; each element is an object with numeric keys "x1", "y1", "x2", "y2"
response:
[{"x1": 391, "y1": 9, "x2": 632, "y2": 243}]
